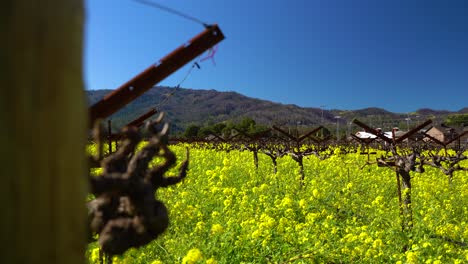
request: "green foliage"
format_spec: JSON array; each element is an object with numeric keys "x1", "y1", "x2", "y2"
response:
[
  {"x1": 237, "y1": 117, "x2": 256, "y2": 133},
  {"x1": 211, "y1": 123, "x2": 227, "y2": 135},
  {"x1": 198, "y1": 126, "x2": 214, "y2": 138},
  {"x1": 235, "y1": 117, "x2": 270, "y2": 135},
  {"x1": 445, "y1": 114, "x2": 468, "y2": 127},
  {"x1": 221, "y1": 121, "x2": 235, "y2": 136},
  {"x1": 183, "y1": 124, "x2": 200, "y2": 139},
  {"x1": 182, "y1": 117, "x2": 269, "y2": 139}
]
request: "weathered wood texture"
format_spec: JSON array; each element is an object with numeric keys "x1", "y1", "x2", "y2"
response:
[{"x1": 1, "y1": 1, "x2": 87, "y2": 263}]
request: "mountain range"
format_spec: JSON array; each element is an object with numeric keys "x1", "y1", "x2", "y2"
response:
[{"x1": 86, "y1": 86, "x2": 467, "y2": 134}]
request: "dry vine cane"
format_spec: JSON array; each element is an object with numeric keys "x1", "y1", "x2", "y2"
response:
[
  {"x1": 88, "y1": 118, "x2": 189, "y2": 256},
  {"x1": 422, "y1": 147, "x2": 468, "y2": 184}
]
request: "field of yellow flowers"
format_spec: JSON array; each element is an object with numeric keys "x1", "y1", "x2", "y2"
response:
[{"x1": 87, "y1": 145, "x2": 468, "y2": 264}]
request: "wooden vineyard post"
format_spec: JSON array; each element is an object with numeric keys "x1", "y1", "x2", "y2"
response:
[
  {"x1": 350, "y1": 134, "x2": 377, "y2": 162},
  {"x1": 108, "y1": 119, "x2": 113, "y2": 154},
  {"x1": 95, "y1": 109, "x2": 158, "y2": 162},
  {"x1": 1, "y1": 1, "x2": 87, "y2": 263}
]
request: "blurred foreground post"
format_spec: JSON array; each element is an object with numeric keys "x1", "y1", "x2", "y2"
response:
[{"x1": 1, "y1": 1, "x2": 87, "y2": 263}]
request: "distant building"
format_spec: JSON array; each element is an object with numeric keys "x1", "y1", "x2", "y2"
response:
[
  {"x1": 424, "y1": 126, "x2": 457, "y2": 143},
  {"x1": 354, "y1": 128, "x2": 406, "y2": 141},
  {"x1": 461, "y1": 126, "x2": 468, "y2": 146},
  {"x1": 423, "y1": 125, "x2": 468, "y2": 147},
  {"x1": 355, "y1": 131, "x2": 377, "y2": 139}
]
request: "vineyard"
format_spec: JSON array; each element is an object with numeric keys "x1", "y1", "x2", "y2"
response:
[
  {"x1": 87, "y1": 129, "x2": 468, "y2": 263},
  {"x1": 80, "y1": 15, "x2": 468, "y2": 264},
  {"x1": 5, "y1": 2, "x2": 468, "y2": 264}
]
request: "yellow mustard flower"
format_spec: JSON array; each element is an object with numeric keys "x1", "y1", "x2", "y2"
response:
[
  {"x1": 211, "y1": 224, "x2": 224, "y2": 234},
  {"x1": 182, "y1": 248, "x2": 203, "y2": 264}
]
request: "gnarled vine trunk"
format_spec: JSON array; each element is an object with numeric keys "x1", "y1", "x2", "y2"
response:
[
  {"x1": 398, "y1": 171, "x2": 413, "y2": 230},
  {"x1": 271, "y1": 156, "x2": 278, "y2": 174},
  {"x1": 253, "y1": 150, "x2": 259, "y2": 169}
]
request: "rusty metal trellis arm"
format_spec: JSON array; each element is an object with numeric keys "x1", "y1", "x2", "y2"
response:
[
  {"x1": 125, "y1": 108, "x2": 158, "y2": 128},
  {"x1": 394, "y1": 119, "x2": 432, "y2": 143},
  {"x1": 272, "y1": 125, "x2": 297, "y2": 142},
  {"x1": 306, "y1": 135, "x2": 321, "y2": 144},
  {"x1": 421, "y1": 131, "x2": 446, "y2": 147},
  {"x1": 207, "y1": 132, "x2": 226, "y2": 143},
  {"x1": 322, "y1": 135, "x2": 332, "y2": 142},
  {"x1": 232, "y1": 128, "x2": 253, "y2": 141},
  {"x1": 298, "y1": 126, "x2": 324, "y2": 142},
  {"x1": 350, "y1": 134, "x2": 376, "y2": 145},
  {"x1": 89, "y1": 24, "x2": 225, "y2": 126},
  {"x1": 444, "y1": 130, "x2": 468, "y2": 146},
  {"x1": 352, "y1": 119, "x2": 393, "y2": 144},
  {"x1": 227, "y1": 133, "x2": 242, "y2": 141},
  {"x1": 350, "y1": 134, "x2": 364, "y2": 144},
  {"x1": 251, "y1": 129, "x2": 272, "y2": 140}
]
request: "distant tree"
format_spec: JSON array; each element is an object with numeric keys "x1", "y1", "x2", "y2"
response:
[
  {"x1": 256, "y1": 125, "x2": 270, "y2": 134},
  {"x1": 212, "y1": 123, "x2": 227, "y2": 135},
  {"x1": 183, "y1": 124, "x2": 201, "y2": 138},
  {"x1": 237, "y1": 117, "x2": 256, "y2": 133},
  {"x1": 222, "y1": 121, "x2": 235, "y2": 136},
  {"x1": 198, "y1": 126, "x2": 214, "y2": 138},
  {"x1": 444, "y1": 114, "x2": 468, "y2": 127}
]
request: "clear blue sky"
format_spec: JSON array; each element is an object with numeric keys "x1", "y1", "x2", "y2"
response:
[{"x1": 84, "y1": 0, "x2": 468, "y2": 113}]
